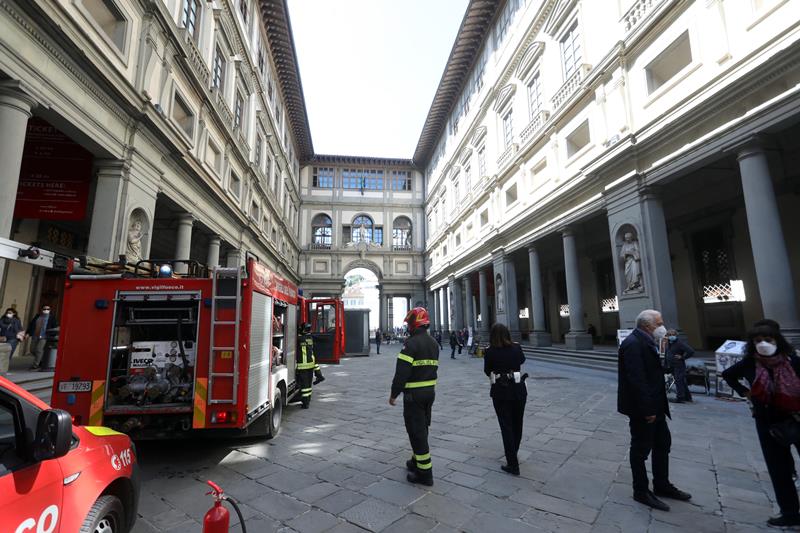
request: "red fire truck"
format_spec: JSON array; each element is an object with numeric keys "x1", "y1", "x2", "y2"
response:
[{"x1": 50, "y1": 257, "x2": 344, "y2": 440}]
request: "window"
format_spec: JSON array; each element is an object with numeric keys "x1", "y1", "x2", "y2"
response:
[
  {"x1": 456, "y1": 234, "x2": 462, "y2": 247},
  {"x1": 443, "y1": 245, "x2": 448, "y2": 257},
  {"x1": 234, "y1": 92, "x2": 244, "y2": 129},
  {"x1": 478, "y1": 146, "x2": 486, "y2": 177},
  {"x1": 212, "y1": 47, "x2": 225, "y2": 91},
  {"x1": 172, "y1": 93, "x2": 194, "y2": 137},
  {"x1": 527, "y1": 72, "x2": 542, "y2": 117},
  {"x1": 566, "y1": 120, "x2": 591, "y2": 158},
  {"x1": 364, "y1": 170, "x2": 384, "y2": 190},
  {"x1": 342, "y1": 169, "x2": 383, "y2": 190},
  {"x1": 453, "y1": 176, "x2": 460, "y2": 203},
  {"x1": 239, "y1": 0, "x2": 248, "y2": 24},
  {"x1": 391, "y1": 170, "x2": 412, "y2": 191},
  {"x1": 646, "y1": 31, "x2": 692, "y2": 94},
  {"x1": 312, "y1": 214, "x2": 332, "y2": 249},
  {"x1": 560, "y1": 21, "x2": 582, "y2": 79},
  {"x1": 312, "y1": 167, "x2": 334, "y2": 188},
  {"x1": 392, "y1": 217, "x2": 412, "y2": 250},
  {"x1": 83, "y1": 0, "x2": 128, "y2": 51},
  {"x1": 505, "y1": 183, "x2": 518, "y2": 206},
  {"x1": 180, "y1": 0, "x2": 200, "y2": 41},
  {"x1": 494, "y1": 0, "x2": 521, "y2": 48},
  {"x1": 258, "y1": 48, "x2": 265, "y2": 75},
  {"x1": 352, "y1": 215, "x2": 374, "y2": 244},
  {"x1": 464, "y1": 164, "x2": 472, "y2": 191},
  {"x1": 502, "y1": 108, "x2": 514, "y2": 148},
  {"x1": 230, "y1": 172, "x2": 241, "y2": 198},
  {"x1": 480, "y1": 209, "x2": 489, "y2": 227},
  {"x1": 206, "y1": 140, "x2": 222, "y2": 173},
  {"x1": 255, "y1": 135, "x2": 263, "y2": 167},
  {"x1": 250, "y1": 201, "x2": 260, "y2": 220}
]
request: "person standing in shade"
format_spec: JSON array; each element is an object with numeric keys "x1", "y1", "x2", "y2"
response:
[
  {"x1": 449, "y1": 331, "x2": 458, "y2": 359},
  {"x1": 665, "y1": 329, "x2": 695, "y2": 403},
  {"x1": 618, "y1": 309, "x2": 691, "y2": 511},
  {"x1": 484, "y1": 323, "x2": 528, "y2": 475},
  {"x1": 0, "y1": 308, "x2": 23, "y2": 357},
  {"x1": 375, "y1": 329, "x2": 382, "y2": 355},
  {"x1": 26, "y1": 304, "x2": 58, "y2": 370},
  {"x1": 722, "y1": 322, "x2": 800, "y2": 528},
  {"x1": 389, "y1": 307, "x2": 439, "y2": 486},
  {"x1": 434, "y1": 330, "x2": 442, "y2": 349}
]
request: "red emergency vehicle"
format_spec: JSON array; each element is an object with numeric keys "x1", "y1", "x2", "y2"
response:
[
  {"x1": 300, "y1": 296, "x2": 346, "y2": 364},
  {"x1": 50, "y1": 257, "x2": 344, "y2": 439},
  {"x1": 0, "y1": 375, "x2": 140, "y2": 533}
]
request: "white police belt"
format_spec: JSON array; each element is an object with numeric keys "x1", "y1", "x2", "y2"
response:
[{"x1": 490, "y1": 371, "x2": 522, "y2": 384}]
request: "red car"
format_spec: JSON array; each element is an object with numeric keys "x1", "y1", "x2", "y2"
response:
[{"x1": 0, "y1": 375, "x2": 140, "y2": 532}]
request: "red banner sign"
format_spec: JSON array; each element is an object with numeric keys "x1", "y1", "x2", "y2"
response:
[
  {"x1": 13, "y1": 118, "x2": 93, "y2": 221},
  {"x1": 250, "y1": 261, "x2": 298, "y2": 304}
]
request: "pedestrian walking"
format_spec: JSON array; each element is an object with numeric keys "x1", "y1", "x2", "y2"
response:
[
  {"x1": 484, "y1": 323, "x2": 528, "y2": 475},
  {"x1": 721, "y1": 322, "x2": 800, "y2": 528},
  {"x1": 456, "y1": 329, "x2": 464, "y2": 355},
  {"x1": 26, "y1": 304, "x2": 57, "y2": 370},
  {"x1": 665, "y1": 329, "x2": 694, "y2": 403},
  {"x1": 618, "y1": 309, "x2": 691, "y2": 511},
  {"x1": 449, "y1": 331, "x2": 458, "y2": 359},
  {"x1": 0, "y1": 308, "x2": 23, "y2": 357},
  {"x1": 389, "y1": 307, "x2": 439, "y2": 486},
  {"x1": 434, "y1": 330, "x2": 442, "y2": 349},
  {"x1": 375, "y1": 329, "x2": 382, "y2": 354}
]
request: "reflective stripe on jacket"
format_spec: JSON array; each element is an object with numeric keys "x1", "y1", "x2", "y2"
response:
[
  {"x1": 298, "y1": 334, "x2": 316, "y2": 370},
  {"x1": 391, "y1": 328, "x2": 440, "y2": 397}
]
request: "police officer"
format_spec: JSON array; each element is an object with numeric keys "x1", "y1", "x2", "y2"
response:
[
  {"x1": 389, "y1": 307, "x2": 439, "y2": 486},
  {"x1": 297, "y1": 323, "x2": 322, "y2": 408}
]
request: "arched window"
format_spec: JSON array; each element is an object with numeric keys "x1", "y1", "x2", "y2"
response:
[
  {"x1": 311, "y1": 214, "x2": 332, "y2": 249},
  {"x1": 392, "y1": 217, "x2": 412, "y2": 250},
  {"x1": 352, "y1": 215, "x2": 373, "y2": 244}
]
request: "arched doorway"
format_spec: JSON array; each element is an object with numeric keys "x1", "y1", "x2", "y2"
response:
[{"x1": 343, "y1": 267, "x2": 380, "y2": 333}]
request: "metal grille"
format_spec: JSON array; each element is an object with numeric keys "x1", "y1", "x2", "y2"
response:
[
  {"x1": 703, "y1": 280, "x2": 746, "y2": 304},
  {"x1": 559, "y1": 304, "x2": 570, "y2": 317},
  {"x1": 601, "y1": 296, "x2": 619, "y2": 313}
]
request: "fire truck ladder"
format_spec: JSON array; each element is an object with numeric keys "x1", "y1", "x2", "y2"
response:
[{"x1": 209, "y1": 267, "x2": 242, "y2": 404}]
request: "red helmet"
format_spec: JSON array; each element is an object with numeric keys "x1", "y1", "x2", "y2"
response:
[{"x1": 404, "y1": 307, "x2": 430, "y2": 332}]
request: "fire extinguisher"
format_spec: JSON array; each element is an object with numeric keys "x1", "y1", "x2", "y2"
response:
[{"x1": 203, "y1": 480, "x2": 247, "y2": 533}]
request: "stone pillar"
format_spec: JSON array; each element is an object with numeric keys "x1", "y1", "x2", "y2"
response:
[
  {"x1": 449, "y1": 276, "x2": 464, "y2": 331},
  {"x1": 492, "y1": 252, "x2": 521, "y2": 341},
  {"x1": 379, "y1": 290, "x2": 388, "y2": 332},
  {"x1": 225, "y1": 248, "x2": 241, "y2": 268},
  {"x1": 429, "y1": 290, "x2": 438, "y2": 331},
  {"x1": 207, "y1": 235, "x2": 221, "y2": 267},
  {"x1": 174, "y1": 214, "x2": 194, "y2": 274},
  {"x1": 738, "y1": 143, "x2": 800, "y2": 344},
  {"x1": 87, "y1": 160, "x2": 128, "y2": 261},
  {"x1": 440, "y1": 286, "x2": 450, "y2": 334},
  {"x1": 432, "y1": 290, "x2": 441, "y2": 331},
  {"x1": 562, "y1": 228, "x2": 592, "y2": 350},
  {"x1": 464, "y1": 275, "x2": 474, "y2": 332},
  {"x1": 528, "y1": 245, "x2": 552, "y2": 346},
  {"x1": 478, "y1": 268, "x2": 490, "y2": 336},
  {"x1": 0, "y1": 83, "x2": 35, "y2": 240}
]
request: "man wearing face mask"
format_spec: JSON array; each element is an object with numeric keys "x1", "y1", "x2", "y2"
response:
[
  {"x1": 664, "y1": 329, "x2": 695, "y2": 403},
  {"x1": 722, "y1": 322, "x2": 800, "y2": 527},
  {"x1": 618, "y1": 309, "x2": 691, "y2": 511},
  {"x1": 25, "y1": 304, "x2": 58, "y2": 370}
]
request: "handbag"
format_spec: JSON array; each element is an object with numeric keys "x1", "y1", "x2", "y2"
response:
[{"x1": 769, "y1": 414, "x2": 800, "y2": 447}]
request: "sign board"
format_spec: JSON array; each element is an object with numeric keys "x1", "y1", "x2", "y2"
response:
[
  {"x1": 715, "y1": 340, "x2": 747, "y2": 398},
  {"x1": 13, "y1": 118, "x2": 93, "y2": 221},
  {"x1": 250, "y1": 261, "x2": 298, "y2": 304},
  {"x1": 617, "y1": 329, "x2": 633, "y2": 346}
]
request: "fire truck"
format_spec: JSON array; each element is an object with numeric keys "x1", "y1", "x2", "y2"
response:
[{"x1": 50, "y1": 256, "x2": 344, "y2": 440}]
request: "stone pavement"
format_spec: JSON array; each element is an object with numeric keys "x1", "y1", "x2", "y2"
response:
[{"x1": 132, "y1": 342, "x2": 788, "y2": 532}]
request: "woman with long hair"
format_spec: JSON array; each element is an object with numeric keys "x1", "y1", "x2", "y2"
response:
[
  {"x1": 483, "y1": 323, "x2": 528, "y2": 475},
  {"x1": 722, "y1": 322, "x2": 800, "y2": 527}
]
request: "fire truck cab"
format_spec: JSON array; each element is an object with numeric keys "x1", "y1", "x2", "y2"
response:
[{"x1": 51, "y1": 257, "x2": 311, "y2": 440}]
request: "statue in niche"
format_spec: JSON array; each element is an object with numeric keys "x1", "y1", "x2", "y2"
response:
[
  {"x1": 126, "y1": 215, "x2": 146, "y2": 263},
  {"x1": 495, "y1": 273, "x2": 505, "y2": 313},
  {"x1": 620, "y1": 231, "x2": 644, "y2": 294},
  {"x1": 449, "y1": 290, "x2": 455, "y2": 321}
]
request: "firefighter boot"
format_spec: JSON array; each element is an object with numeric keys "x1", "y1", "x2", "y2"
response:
[
  {"x1": 406, "y1": 458, "x2": 415, "y2": 472},
  {"x1": 313, "y1": 369, "x2": 325, "y2": 385},
  {"x1": 406, "y1": 468, "x2": 433, "y2": 487}
]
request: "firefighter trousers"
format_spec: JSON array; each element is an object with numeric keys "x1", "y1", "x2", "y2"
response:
[
  {"x1": 297, "y1": 369, "x2": 313, "y2": 407},
  {"x1": 403, "y1": 388, "x2": 435, "y2": 479}
]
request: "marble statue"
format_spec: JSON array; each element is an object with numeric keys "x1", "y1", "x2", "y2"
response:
[
  {"x1": 126, "y1": 218, "x2": 144, "y2": 263},
  {"x1": 620, "y1": 231, "x2": 643, "y2": 293},
  {"x1": 496, "y1": 273, "x2": 505, "y2": 312}
]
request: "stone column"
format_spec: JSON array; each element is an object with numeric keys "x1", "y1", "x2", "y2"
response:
[
  {"x1": 449, "y1": 276, "x2": 464, "y2": 331},
  {"x1": 0, "y1": 83, "x2": 35, "y2": 240},
  {"x1": 528, "y1": 245, "x2": 552, "y2": 346},
  {"x1": 174, "y1": 214, "x2": 194, "y2": 274},
  {"x1": 738, "y1": 143, "x2": 800, "y2": 344},
  {"x1": 207, "y1": 235, "x2": 221, "y2": 268},
  {"x1": 225, "y1": 249, "x2": 242, "y2": 267},
  {"x1": 440, "y1": 286, "x2": 450, "y2": 334},
  {"x1": 492, "y1": 252, "x2": 521, "y2": 341},
  {"x1": 429, "y1": 290, "x2": 438, "y2": 331},
  {"x1": 562, "y1": 228, "x2": 592, "y2": 350},
  {"x1": 379, "y1": 290, "x2": 388, "y2": 332},
  {"x1": 478, "y1": 268, "x2": 490, "y2": 336},
  {"x1": 87, "y1": 160, "x2": 127, "y2": 261},
  {"x1": 432, "y1": 290, "x2": 441, "y2": 331},
  {"x1": 464, "y1": 275, "x2": 474, "y2": 332}
]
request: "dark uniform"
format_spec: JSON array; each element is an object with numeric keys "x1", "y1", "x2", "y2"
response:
[
  {"x1": 297, "y1": 333, "x2": 316, "y2": 408},
  {"x1": 484, "y1": 342, "x2": 527, "y2": 475},
  {"x1": 391, "y1": 326, "x2": 439, "y2": 485}
]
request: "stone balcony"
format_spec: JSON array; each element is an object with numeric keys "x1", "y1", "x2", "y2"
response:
[
  {"x1": 551, "y1": 64, "x2": 592, "y2": 111},
  {"x1": 622, "y1": 0, "x2": 667, "y2": 34},
  {"x1": 179, "y1": 28, "x2": 210, "y2": 87},
  {"x1": 520, "y1": 110, "x2": 551, "y2": 144},
  {"x1": 212, "y1": 88, "x2": 234, "y2": 126},
  {"x1": 497, "y1": 142, "x2": 519, "y2": 170}
]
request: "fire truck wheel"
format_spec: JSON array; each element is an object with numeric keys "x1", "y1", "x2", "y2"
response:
[
  {"x1": 80, "y1": 495, "x2": 126, "y2": 533},
  {"x1": 268, "y1": 388, "x2": 283, "y2": 439}
]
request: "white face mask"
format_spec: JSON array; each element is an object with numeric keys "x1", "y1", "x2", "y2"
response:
[
  {"x1": 42, "y1": 310, "x2": 50, "y2": 315},
  {"x1": 756, "y1": 341, "x2": 778, "y2": 357},
  {"x1": 5, "y1": 313, "x2": 13, "y2": 319},
  {"x1": 653, "y1": 325, "x2": 667, "y2": 338}
]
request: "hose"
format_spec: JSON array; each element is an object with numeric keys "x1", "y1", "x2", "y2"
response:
[{"x1": 223, "y1": 495, "x2": 247, "y2": 533}]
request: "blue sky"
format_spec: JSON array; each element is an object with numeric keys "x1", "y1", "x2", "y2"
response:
[{"x1": 287, "y1": 0, "x2": 470, "y2": 159}]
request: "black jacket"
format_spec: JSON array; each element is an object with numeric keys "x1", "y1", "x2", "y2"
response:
[
  {"x1": 665, "y1": 339, "x2": 694, "y2": 368},
  {"x1": 618, "y1": 328, "x2": 669, "y2": 419},
  {"x1": 391, "y1": 328, "x2": 439, "y2": 399},
  {"x1": 484, "y1": 343, "x2": 527, "y2": 401},
  {"x1": 0, "y1": 316, "x2": 23, "y2": 340},
  {"x1": 721, "y1": 353, "x2": 800, "y2": 422},
  {"x1": 26, "y1": 313, "x2": 59, "y2": 338}
]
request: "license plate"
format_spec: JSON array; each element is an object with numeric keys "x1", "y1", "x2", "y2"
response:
[{"x1": 58, "y1": 381, "x2": 92, "y2": 393}]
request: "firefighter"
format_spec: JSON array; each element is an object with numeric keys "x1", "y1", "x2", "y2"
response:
[
  {"x1": 389, "y1": 307, "x2": 439, "y2": 486},
  {"x1": 297, "y1": 323, "x2": 318, "y2": 408}
]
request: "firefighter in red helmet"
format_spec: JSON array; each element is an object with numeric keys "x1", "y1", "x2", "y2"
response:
[{"x1": 389, "y1": 306, "x2": 440, "y2": 486}]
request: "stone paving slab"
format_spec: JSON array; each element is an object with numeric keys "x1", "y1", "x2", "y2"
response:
[{"x1": 132, "y1": 343, "x2": 789, "y2": 532}]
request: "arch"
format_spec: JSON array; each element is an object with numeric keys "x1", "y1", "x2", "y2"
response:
[
  {"x1": 352, "y1": 214, "x2": 374, "y2": 244},
  {"x1": 342, "y1": 258, "x2": 383, "y2": 281},
  {"x1": 392, "y1": 216, "x2": 413, "y2": 250},
  {"x1": 311, "y1": 213, "x2": 332, "y2": 249}
]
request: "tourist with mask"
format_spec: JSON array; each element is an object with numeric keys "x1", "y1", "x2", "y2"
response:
[
  {"x1": 665, "y1": 329, "x2": 695, "y2": 403},
  {"x1": 618, "y1": 309, "x2": 691, "y2": 511},
  {"x1": 722, "y1": 322, "x2": 800, "y2": 528},
  {"x1": 0, "y1": 308, "x2": 23, "y2": 357},
  {"x1": 26, "y1": 304, "x2": 58, "y2": 370}
]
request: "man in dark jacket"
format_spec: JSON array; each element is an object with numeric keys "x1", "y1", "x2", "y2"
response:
[
  {"x1": 618, "y1": 309, "x2": 691, "y2": 511},
  {"x1": 26, "y1": 304, "x2": 58, "y2": 370}
]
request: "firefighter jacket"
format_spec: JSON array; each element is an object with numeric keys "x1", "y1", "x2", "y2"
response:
[
  {"x1": 391, "y1": 328, "x2": 440, "y2": 398},
  {"x1": 298, "y1": 334, "x2": 316, "y2": 370}
]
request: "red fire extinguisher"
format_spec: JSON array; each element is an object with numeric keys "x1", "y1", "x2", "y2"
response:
[{"x1": 203, "y1": 480, "x2": 247, "y2": 533}]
